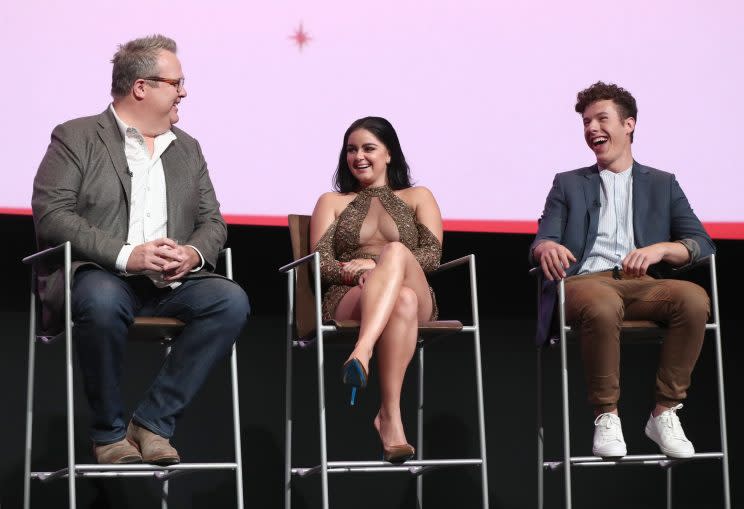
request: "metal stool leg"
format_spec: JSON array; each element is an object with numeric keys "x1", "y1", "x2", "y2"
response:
[
  {"x1": 312, "y1": 255, "x2": 329, "y2": 509},
  {"x1": 709, "y1": 256, "x2": 731, "y2": 509},
  {"x1": 23, "y1": 288, "x2": 37, "y2": 509},
  {"x1": 63, "y1": 242, "x2": 77, "y2": 508},
  {"x1": 666, "y1": 468, "x2": 672, "y2": 509},
  {"x1": 224, "y1": 249, "x2": 245, "y2": 509},
  {"x1": 161, "y1": 479, "x2": 169, "y2": 509},
  {"x1": 316, "y1": 330, "x2": 328, "y2": 509},
  {"x1": 285, "y1": 269, "x2": 295, "y2": 509},
  {"x1": 230, "y1": 345, "x2": 245, "y2": 509},
  {"x1": 469, "y1": 254, "x2": 489, "y2": 509},
  {"x1": 416, "y1": 344, "x2": 424, "y2": 508},
  {"x1": 537, "y1": 348, "x2": 543, "y2": 509},
  {"x1": 558, "y1": 280, "x2": 572, "y2": 509}
]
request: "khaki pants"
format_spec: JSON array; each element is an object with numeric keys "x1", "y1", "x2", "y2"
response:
[{"x1": 564, "y1": 270, "x2": 709, "y2": 413}]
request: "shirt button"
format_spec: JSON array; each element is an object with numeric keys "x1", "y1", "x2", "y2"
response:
[{"x1": 146, "y1": 212, "x2": 151, "y2": 217}]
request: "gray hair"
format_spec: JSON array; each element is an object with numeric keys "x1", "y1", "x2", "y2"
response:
[{"x1": 110, "y1": 34, "x2": 177, "y2": 98}]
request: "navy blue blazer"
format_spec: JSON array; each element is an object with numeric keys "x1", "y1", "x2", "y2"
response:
[{"x1": 530, "y1": 161, "x2": 715, "y2": 345}]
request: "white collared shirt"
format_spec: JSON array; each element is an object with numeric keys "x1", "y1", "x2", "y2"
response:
[
  {"x1": 111, "y1": 104, "x2": 175, "y2": 273},
  {"x1": 109, "y1": 105, "x2": 205, "y2": 287},
  {"x1": 579, "y1": 165, "x2": 635, "y2": 274}
]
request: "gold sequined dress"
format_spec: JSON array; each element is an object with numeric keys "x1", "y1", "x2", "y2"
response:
[{"x1": 315, "y1": 185, "x2": 442, "y2": 321}]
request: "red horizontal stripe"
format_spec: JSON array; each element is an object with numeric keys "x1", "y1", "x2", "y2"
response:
[
  {"x1": 3, "y1": 208, "x2": 743, "y2": 239},
  {"x1": 222, "y1": 214, "x2": 288, "y2": 227},
  {"x1": 0, "y1": 207, "x2": 33, "y2": 216},
  {"x1": 442, "y1": 219, "x2": 537, "y2": 234},
  {"x1": 704, "y1": 222, "x2": 744, "y2": 240}
]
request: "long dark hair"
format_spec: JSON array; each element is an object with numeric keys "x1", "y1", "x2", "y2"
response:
[{"x1": 333, "y1": 117, "x2": 413, "y2": 192}]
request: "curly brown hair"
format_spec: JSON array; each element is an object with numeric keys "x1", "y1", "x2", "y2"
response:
[{"x1": 575, "y1": 81, "x2": 638, "y2": 141}]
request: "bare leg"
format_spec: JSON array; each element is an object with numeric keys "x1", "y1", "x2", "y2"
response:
[
  {"x1": 334, "y1": 242, "x2": 433, "y2": 448},
  {"x1": 373, "y1": 287, "x2": 419, "y2": 447},
  {"x1": 334, "y1": 241, "x2": 433, "y2": 373}
]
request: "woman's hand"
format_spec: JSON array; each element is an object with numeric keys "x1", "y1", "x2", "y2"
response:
[
  {"x1": 357, "y1": 271, "x2": 370, "y2": 288},
  {"x1": 340, "y1": 258, "x2": 376, "y2": 284}
]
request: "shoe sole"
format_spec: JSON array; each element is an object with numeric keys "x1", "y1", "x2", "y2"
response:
[
  {"x1": 592, "y1": 449, "x2": 627, "y2": 459},
  {"x1": 145, "y1": 456, "x2": 181, "y2": 466},
  {"x1": 384, "y1": 452, "x2": 415, "y2": 464},
  {"x1": 659, "y1": 449, "x2": 694, "y2": 459},
  {"x1": 342, "y1": 359, "x2": 367, "y2": 388}
]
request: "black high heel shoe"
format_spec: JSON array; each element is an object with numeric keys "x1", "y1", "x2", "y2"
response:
[{"x1": 342, "y1": 358, "x2": 368, "y2": 405}]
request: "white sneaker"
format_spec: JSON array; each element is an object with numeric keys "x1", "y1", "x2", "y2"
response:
[
  {"x1": 645, "y1": 403, "x2": 695, "y2": 458},
  {"x1": 592, "y1": 412, "x2": 627, "y2": 458}
]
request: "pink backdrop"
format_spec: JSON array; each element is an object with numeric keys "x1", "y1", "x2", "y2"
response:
[{"x1": 2, "y1": 0, "x2": 741, "y2": 237}]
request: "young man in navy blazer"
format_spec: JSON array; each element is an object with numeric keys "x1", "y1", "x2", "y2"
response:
[{"x1": 531, "y1": 81, "x2": 714, "y2": 458}]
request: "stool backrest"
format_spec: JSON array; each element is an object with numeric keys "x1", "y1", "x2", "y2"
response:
[{"x1": 287, "y1": 214, "x2": 318, "y2": 340}]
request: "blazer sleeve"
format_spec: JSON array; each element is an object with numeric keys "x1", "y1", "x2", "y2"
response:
[
  {"x1": 529, "y1": 174, "x2": 567, "y2": 265},
  {"x1": 183, "y1": 139, "x2": 227, "y2": 272},
  {"x1": 669, "y1": 175, "x2": 715, "y2": 261},
  {"x1": 32, "y1": 122, "x2": 125, "y2": 270}
]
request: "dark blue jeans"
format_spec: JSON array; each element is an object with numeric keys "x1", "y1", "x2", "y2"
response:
[{"x1": 71, "y1": 268, "x2": 250, "y2": 445}]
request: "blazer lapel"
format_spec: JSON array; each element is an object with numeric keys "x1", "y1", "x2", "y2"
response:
[
  {"x1": 96, "y1": 109, "x2": 131, "y2": 207},
  {"x1": 632, "y1": 161, "x2": 650, "y2": 247},
  {"x1": 581, "y1": 165, "x2": 601, "y2": 247}
]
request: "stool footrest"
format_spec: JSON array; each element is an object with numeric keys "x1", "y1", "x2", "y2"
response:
[
  {"x1": 32, "y1": 462, "x2": 239, "y2": 481},
  {"x1": 543, "y1": 452, "x2": 724, "y2": 470},
  {"x1": 292, "y1": 458, "x2": 483, "y2": 477}
]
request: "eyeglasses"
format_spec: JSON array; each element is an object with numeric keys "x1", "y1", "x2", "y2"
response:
[{"x1": 142, "y1": 76, "x2": 185, "y2": 92}]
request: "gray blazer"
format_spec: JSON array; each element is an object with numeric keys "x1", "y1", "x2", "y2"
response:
[
  {"x1": 529, "y1": 161, "x2": 715, "y2": 346},
  {"x1": 32, "y1": 108, "x2": 228, "y2": 334}
]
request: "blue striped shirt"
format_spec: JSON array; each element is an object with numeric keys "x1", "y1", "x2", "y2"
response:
[{"x1": 579, "y1": 166, "x2": 635, "y2": 274}]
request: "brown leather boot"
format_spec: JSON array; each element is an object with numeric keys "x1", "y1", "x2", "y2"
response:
[
  {"x1": 126, "y1": 421, "x2": 180, "y2": 465},
  {"x1": 93, "y1": 438, "x2": 142, "y2": 464}
]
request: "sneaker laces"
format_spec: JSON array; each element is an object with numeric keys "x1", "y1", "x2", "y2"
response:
[
  {"x1": 594, "y1": 413, "x2": 623, "y2": 441},
  {"x1": 658, "y1": 404, "x2": 689, "y2": 441}
]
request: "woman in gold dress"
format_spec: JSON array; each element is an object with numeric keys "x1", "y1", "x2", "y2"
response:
[{"x1": 310, "y1": 117, "x2": 443, "y2": 462}]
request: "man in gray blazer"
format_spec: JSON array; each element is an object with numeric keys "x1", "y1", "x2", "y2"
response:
[
  {"x1": 531, "y1": 82, "x2": 714, "y2": 459},
  {"x1": 32, "y1": 35, "x2": 250, "y2": 464}
]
